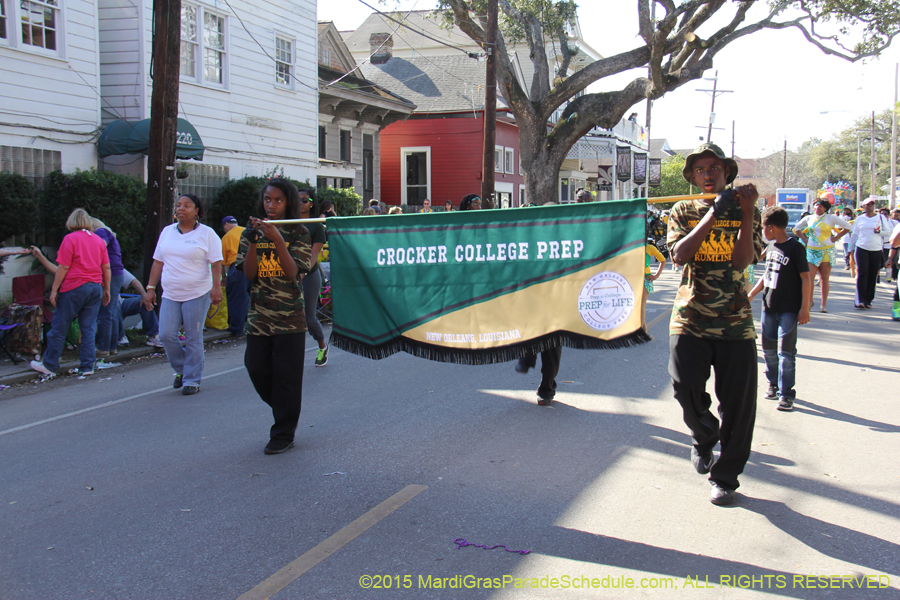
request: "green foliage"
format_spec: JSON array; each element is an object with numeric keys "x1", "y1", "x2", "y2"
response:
[
  {"x1": 41, "y1": 169, "x2": 146, "y2": 270},
  {"x1": 648, "y1": 154, "x2": 691, "y2": 205},
  {"x1": 211, "y1": 175, "x2": 312, "y2": 235},
  {"x1": 316, "y1": 186, "x2": 362, "y2": 216},
  {"x1": 210, "y1": 176, "x2": 266, "y2": 234},
  {"x1": 807, "y1": 108, "x2": 894, "y2": 197},
  {"x1": 0, "y1": 172, "x2": 40, "y2": 242}
]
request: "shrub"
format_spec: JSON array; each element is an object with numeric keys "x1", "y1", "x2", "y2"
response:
[
  {"x1": 211, "y1": 175, "x2": 312, "y2": 235},
  {"x1": 317, "y1": 186, "x2": 362, "y2": 216},
  {"x1": 0, "y1": 173, "x2": 40, "y2": 242},
  {"x1": 41, "y1": 169, "x2": 146, "y2": 270}
]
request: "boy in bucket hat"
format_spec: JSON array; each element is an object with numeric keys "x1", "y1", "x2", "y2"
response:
[{"x1": 667, "y1": 142, "x2": 764, "y2": 506}]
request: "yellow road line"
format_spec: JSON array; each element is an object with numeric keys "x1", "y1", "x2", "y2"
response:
[
  {"x1": 237, "y1": 484, "x2": 429, "y2": 600},
  {"x1": 647, "y1": 307, "x2": 672, "y2": 331}
]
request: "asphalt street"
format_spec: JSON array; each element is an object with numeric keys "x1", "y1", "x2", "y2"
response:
[{"x1": 1, "y1": 266, "x2": 898, "y2": 600}]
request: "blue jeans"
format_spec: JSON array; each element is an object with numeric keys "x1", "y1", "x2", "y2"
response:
[
  {"x1": 117, "y1": 295, "x2": 159, "y2": 338},
  {"x1": 96, "y1": 272, "x2": 124, "y2": 352},
  {"x1": 225, "y1": 264, "x2": 251, "y2": 335},
  {"x1": 159, "y1": 293, "x2": 210, "y2": 387},
  {"x1": 761, "y1": 309, "x2": 798, "y2": 400},
  {"x1": 44, "y1": 282, "x2": 102, "y2": 372}
]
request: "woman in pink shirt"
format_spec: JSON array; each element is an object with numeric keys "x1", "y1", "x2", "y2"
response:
[{"x1": 31, "y1": 209, "x2": 111, "y2": 378}]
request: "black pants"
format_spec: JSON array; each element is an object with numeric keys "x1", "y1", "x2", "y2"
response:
[
  {"x1": 245, "y1": 332, "x2": 306, "y2": 442},
  {"x1": 855, "y1": 248, "x2": 882, "y2": 306},
  {"x1": 519, "y1": 347, "x2": 562, "y2": 399},
  {"x1": 225, "y1": 264, "x2": 251, "y2": 335},
  {"x1": 668, "y1": 335, "x2": 757, "y2": 491}
]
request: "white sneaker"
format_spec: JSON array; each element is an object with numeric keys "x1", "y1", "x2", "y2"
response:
[
  {"x1": 30, "y1": 360, "x2": 55, "y2": 377},
  {"x1": 118, "y1": 335, "x2": 130, "y2": 346},
  {"x1": 146, "y1": 335, "x2": 164, "y2": 348}
]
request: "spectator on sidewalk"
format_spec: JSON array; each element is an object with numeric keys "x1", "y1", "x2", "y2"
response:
[
  {"x1": 30, "y1": 209, "x2": 110, "y2": 378},
  {"x1": 221, "y1": 215, "x2": 250, "y2": 336},
  {"x1": 144, "y1": 194, "x2": 223, "y2": 396}
]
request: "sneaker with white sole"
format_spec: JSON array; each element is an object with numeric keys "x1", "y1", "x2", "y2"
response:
[
  {"x1": 146, "y1": 335, "x2": 164, "y2": 348},
  {"x1": 30, "y1": 360, "x2": 55, "y2": 377},
  {"x1": 315, "y1": 344, "x2": 328, "y2": 367},
  {"x1": 118, "y1": 335, "x2": 130, "y2": 347}
]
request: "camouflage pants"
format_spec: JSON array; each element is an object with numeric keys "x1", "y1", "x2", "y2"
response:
[{"x1": 668, "y1": 335, "x2": 757, "y2": 491}]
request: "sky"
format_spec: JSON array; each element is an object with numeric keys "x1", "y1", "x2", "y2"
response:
[{"x1": 317, "y1": 0, "x2": 900, "y2": 159}]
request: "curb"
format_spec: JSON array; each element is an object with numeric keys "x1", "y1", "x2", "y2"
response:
[{"x1": 0, "y1": 329, "x2": 234, "y2": 388}]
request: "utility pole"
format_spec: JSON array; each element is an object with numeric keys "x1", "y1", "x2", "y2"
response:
[
  {"x1": 143, "y1": 0, "x2": 182, "y2": 281},
  {"x1": 892, "y1": 63, "x2": 898, "y2": 209},
  {"x1": 731, "y1": 121, "x2": 735, "y2": 158},
  {"x1": 695, "y1": 71, "x2": 732, "y2": 143},
  {"x1": 782, "y1": 139, "x2": 786, "y2": 188},
  {"x1": 480, "y1": 0, "x2": 497, "y2": 208},
  {"x1": 871, "y1": 111, "x2": 876, "y2": 203},
  {"x1": 857, "y1": 132, "x2": 862, "y2": 207}
]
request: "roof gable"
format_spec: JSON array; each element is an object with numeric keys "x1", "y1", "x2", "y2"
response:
[{"x1": 318, "y1": 21, "x2": 357, "y2": 73}]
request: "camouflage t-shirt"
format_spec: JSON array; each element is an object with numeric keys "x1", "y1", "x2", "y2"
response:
[
  {"x1": 234, "y1": 224, "x2": 312, "y2": 336},
  {"x1": 666, "y1": 199, "x2": 763, "y2": 340}
]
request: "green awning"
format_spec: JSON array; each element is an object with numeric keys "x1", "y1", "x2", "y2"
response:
[{"x1": 97, "y1": 118, "x2": 205, "y2": 160}]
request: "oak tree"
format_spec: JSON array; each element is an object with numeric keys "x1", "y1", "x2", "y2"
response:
[{"x1": 436, "y1": 0, "x2": 899, "y2": 204}]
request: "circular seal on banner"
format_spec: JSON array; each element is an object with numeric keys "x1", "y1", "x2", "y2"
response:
[{"x1": 578, "y1": 271, "x2": 635, "y2": 331}]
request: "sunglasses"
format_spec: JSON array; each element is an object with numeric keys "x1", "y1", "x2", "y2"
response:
[{"x1": 300, "y1": 198, "x2": 310, "y2": 204}]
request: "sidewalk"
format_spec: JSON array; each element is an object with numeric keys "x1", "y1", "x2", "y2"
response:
[{"x1": 0, "y1": 328, "x2": 234, "y2": 388}]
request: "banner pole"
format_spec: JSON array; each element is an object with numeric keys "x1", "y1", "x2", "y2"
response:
[
  {"x1": 644, "y1": 194, "x2": 717, "y2": 205},
  {"x1": 261, "y1": 217, "x2": 328, "y2": 224}
]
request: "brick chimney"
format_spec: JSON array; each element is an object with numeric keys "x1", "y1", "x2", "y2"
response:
[{"x1": 369, "y1": 33, "x2": 393, "y2": 64}]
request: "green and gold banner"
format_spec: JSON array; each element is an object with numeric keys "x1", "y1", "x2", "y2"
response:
[{"x1": 327, "y1": 199, "x2": 649, "y2": 364}]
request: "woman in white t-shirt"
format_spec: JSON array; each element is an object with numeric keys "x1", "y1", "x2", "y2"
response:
[
  {"x1": 144, "y1": 194, "x2": 223, "y2": 395},
  {"x1": 849, "y1": 197, "x2": 892, "y2": 308},
  {"x1": 793, "y1": 197, "x2": 851, "y2": 313}
]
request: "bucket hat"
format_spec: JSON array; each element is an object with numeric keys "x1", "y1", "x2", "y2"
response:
[{"x1": 682, "y1": 142, "x2": 738, "y2": 184}]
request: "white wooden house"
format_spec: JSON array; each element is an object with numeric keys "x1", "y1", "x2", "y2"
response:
[
  {"x1": 0, "y1": 0, "x2": 101, "y2": 186},
  {"x1": 97, "y1": 0, "x2": 319, "y2": 201}
]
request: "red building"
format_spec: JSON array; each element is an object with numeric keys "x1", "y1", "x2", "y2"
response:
[{"x1": 361, "y1": 55, "x2": 525, "y2": 209}]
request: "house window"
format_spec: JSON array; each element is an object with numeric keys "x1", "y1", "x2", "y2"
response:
[
  {"x1": 203, "y1": 11, "x2": 226, "y2": 84},
  {"x1": 1, "y1": 0, "x2": 8, "y2": 40},
  {"x1": 519, "y1": 188, "x2": 525, "y2": 206},
  {"x1": 318, "y1": 126, "x2": 326, "y2": 159},
  {"x1": 1, "y1": 145, "x2": 62, "y2": 190},
  {"x1": 339, "y1": 130, "x2": 351, "y2": 162},
  {"x1": 20, "y1": 0, "x2": 58, "y2": 50},
  {"x1": 180, "y1": 5, "x2": 198, "y2": 79},
  {"x1": 323, "y1": 48, "x2": 330, "y2": 66},
  {"x1": 181, "y1": 4, "x2": 227, "y2": 86},
  {"x1": 175, "y1": 163, "x2": 229, "y2": 208},
  {"x1": 494, "y1": 146, "x2": 502, "y2": 172},
  {"x1": 401, "y1": 147, "x2": 431, "y2": 204},
  {"x1": 504, "y1": 148, "x2": 514, "y2": 174},
  {"x1": 275, "y1": 36, "x2": 293, "y2": 87}
]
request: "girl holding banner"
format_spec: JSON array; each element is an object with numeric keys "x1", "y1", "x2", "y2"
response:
[{"x1": 236, "y1": 179, "x2": 312, "y2": 455}]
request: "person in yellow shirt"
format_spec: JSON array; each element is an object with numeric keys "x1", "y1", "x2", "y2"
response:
[
  {"x1": 643, "y1": 241, "x2": 666, "y2": 329},
  {"x1": 222, "y1": 216, "x2": 250, "y2": 336}
]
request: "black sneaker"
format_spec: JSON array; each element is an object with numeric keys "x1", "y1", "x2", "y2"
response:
[
  {"x1": 691, "y1": 447, "x2": 713, "y2": 474},
  {"x1": 182, "y1": 386, "x2": 200, "y2": 396},
  {"x1": 764, "y1": 384, "x2": 778, "y2": 400},
  {"x1": 777, "y1": 397, "x2": 794, "y2": 411},
  {"x1": 515, "y1": 359, "x2": 530, "y2": 374},
  {"x1": 537, "y1": 394, "x2": 554, "y2": 406},
  {"x1": 264, "y1": 439, "x2": 295, "y2": 455},
  {"x1": 173, "y1": 374, "x2": 183, "y2": 389},
  {"x1": 315, "y1": 344, "x2": 328, "y2": 367},
  {"x1": 709, "y1": 482, "x2": 736, "y2": 506}
]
